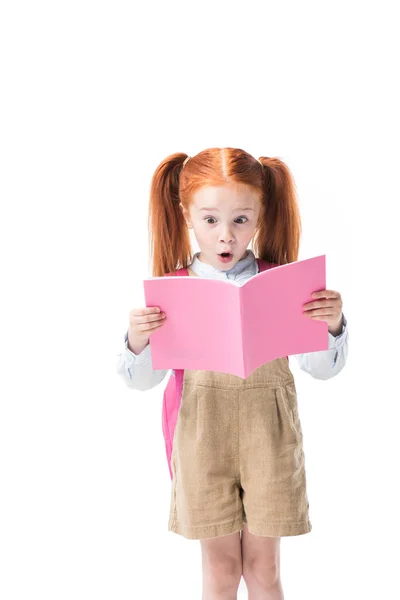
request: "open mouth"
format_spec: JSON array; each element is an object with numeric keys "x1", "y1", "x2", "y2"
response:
[{"x1": 218, "y1": 252, "x2": 233, "y2": 262}]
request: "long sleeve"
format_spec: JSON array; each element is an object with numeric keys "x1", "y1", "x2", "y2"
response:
[
  {"x1": 292, "y1": 314, "x2": 349, "y2": 380},
  {"x1": 116, "y1": 331, "x2": 170, "y2": 391}
]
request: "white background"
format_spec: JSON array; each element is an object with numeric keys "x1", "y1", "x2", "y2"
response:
[{"x1": 1, "y1": 1, "x2": 399, "y2": 598}]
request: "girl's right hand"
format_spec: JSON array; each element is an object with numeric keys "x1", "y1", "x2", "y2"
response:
[{"x1": 127, "y1": 307, "x2": 166, "y2": 355}]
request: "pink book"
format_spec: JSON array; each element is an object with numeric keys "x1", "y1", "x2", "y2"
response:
[{"x1": 143, "y1": 255, "x2": 328, "y2": 379}]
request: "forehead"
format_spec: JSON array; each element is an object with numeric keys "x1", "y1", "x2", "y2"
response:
[{"x1": 191, "y1": 184, "x2": 261, "y2": 211}]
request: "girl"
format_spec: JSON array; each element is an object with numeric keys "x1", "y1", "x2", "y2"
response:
[{"x1": 117, "y1": 148, "x2": 348, "y2": 600}]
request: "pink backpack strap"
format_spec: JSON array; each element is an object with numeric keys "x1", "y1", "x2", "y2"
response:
[
  {"x1": 161, "y1": 267, "x2": 187, "y2": 479},
  {"x1": 256, "y1": 258, "x2": 276, "y2": 272},
  {"x1": 165, "y1": 267, "x2": 189, "y2": 277}
]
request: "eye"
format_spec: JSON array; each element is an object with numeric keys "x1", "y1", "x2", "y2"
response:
[{"x1": 204, "y1": 217, "x2": 248, "y2": 224}]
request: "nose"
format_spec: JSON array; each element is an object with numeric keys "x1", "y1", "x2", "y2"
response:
[{"x1": 219, "y1": 226, "x2": 234, "y2": 244}]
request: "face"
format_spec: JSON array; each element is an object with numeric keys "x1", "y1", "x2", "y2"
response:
[{"x1": 180, "y1": 183, "x2": 262, "y2": 271}]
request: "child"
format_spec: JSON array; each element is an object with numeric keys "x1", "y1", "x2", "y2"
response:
[{"x1": 116, "y1": 148, "x2": 349, "y2": 599}]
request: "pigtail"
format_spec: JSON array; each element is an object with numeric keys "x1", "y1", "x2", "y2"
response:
[
  {"x1": 148, "y1": 153, "x2": 193, "y2": 277},
  {"x1": 253, "y1": 157, "x2": 302, "y2": 265}
]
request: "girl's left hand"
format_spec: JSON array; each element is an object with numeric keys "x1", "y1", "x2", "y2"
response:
[{"x1": 303, "y1": 289, "x2": 344, "y2": 336}]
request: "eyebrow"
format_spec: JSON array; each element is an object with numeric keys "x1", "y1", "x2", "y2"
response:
[{"x1": 199, "y1": 207, "x2": 254, "y2": 212}]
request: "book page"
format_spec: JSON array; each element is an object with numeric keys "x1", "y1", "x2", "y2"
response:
[
  {"x1": 241, "y1": 255, "x2": 328, "y2": 377},
  {"x1": 143, "y1": 277, "x2": 243, "y2": 373}
]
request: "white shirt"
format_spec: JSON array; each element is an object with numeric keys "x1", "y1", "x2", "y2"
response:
[{"x1": 116, "y1": 250, "x2": 349, "y2": 390}]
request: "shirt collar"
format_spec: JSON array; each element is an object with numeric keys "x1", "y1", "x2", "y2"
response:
[{"x1": 189, "y1": 249, "x2": 258, "y2": 279}]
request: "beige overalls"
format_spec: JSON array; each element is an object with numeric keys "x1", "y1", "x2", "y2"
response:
[{"x1": 168, "y1": 267, "x2": 311, "y2": 540}]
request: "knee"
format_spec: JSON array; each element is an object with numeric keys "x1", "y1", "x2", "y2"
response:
[
  {"x1": 243, "y1": 557, "x2": 280, "y2": 590},
  {"x1": 203, "y1": 556, "x2": 242, "y2": 593}
]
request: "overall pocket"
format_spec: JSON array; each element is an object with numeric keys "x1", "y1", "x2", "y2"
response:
[{"x1": 277, "y1": 381, "x2": 302, "y2": 437}]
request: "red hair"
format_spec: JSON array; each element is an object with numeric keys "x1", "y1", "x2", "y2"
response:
[{"x1": 148, "y1": 147, "x2": 302, "y2": 277}]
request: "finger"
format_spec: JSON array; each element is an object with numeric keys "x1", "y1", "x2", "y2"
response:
[
  {"x1": 308, "y1": 311, "x2": 338, "y2": 318},
  {"x1": 304, "y1": 307, "x2": 337, "y2": 316},
  {"x1": 312, "y1": 290, "x2": 341, "y2": 300},
  {"x1": 136, "y1": 312, "x2": 166, "y2": 324},
  {"x1": 131, "y1": 307, "x2": 161, "y2": 317},
  {"x1": 138, "y1": 320, "x2": 166, "y2": 332},
  {"x1": 148, "y1": 322, "x2": 166, "y2": 334},
  {"x1": 303, "y1": 300, "x2": 337, "y2": 311}
]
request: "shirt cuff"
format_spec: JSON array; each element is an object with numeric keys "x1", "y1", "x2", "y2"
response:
[
  {"x1": 328, "y1": 314, "x2": 348, "y2": 349},
  {"x1": 124, "y1": 331, "x2": 151, "y2": 366}
]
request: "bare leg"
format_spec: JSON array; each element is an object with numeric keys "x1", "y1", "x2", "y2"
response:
[
  {"x1": 200, "y1": 530, "x2": 242, "y2": 600},
  {"x1": 241, "y1": 524, "x2": 283, "y2": 600}
]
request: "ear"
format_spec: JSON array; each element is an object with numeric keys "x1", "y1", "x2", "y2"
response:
[{"x1": 179, "y1": 202, "x2": 193, "y2": 229}]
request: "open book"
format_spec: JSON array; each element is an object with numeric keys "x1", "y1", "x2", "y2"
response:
[{"x1": 143, "y1": 255, "x2": 328, "y2": 379}]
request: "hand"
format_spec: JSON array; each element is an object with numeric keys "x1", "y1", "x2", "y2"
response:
[
  {"x1": 303, "y1": 290, "x2": 344, "y2": 336},
  {"x1": 127, "y1": 307, "x2": 167, "y2": 354}
]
